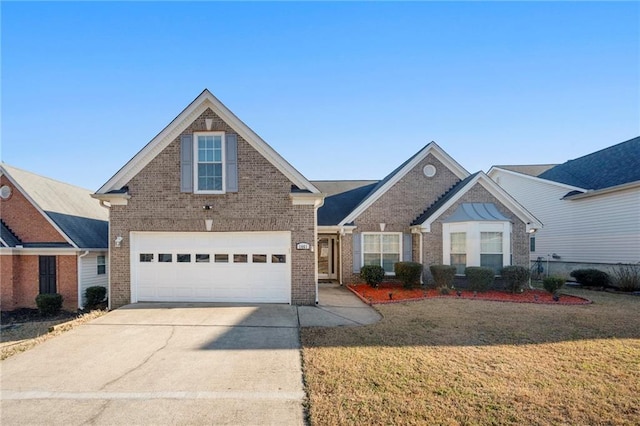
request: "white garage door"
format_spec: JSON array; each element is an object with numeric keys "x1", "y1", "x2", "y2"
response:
[{"x1": 130, "y1": 231, "x2": 291, "y2": 303}]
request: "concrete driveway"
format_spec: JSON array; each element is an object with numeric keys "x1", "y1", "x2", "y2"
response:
[{"x1": 1, "y1": 304, "x2": 306, "y2": 425}]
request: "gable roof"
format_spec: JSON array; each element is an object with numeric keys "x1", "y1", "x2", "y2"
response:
[
  {"x1": 537, "y1": 136, "x2": 640, "y2": 190},
  {"x1": 492, "y1": 164, "x2": 557, "y2": 177},
  {"x1": 97, "y1": 89, "x2": 319, "y2": 195},
  {"x1": 0, "y1": 163, "x2": 108, "y2": 249},
  {"x1": 411, "y1": 172, "x2": 542, "y2": 233},
  {"x1": 337, "y1": 142, "x2": 469, "y2": 226},
  {"x1": 314, "y1": 181, "x2": 378, "y2": 226}
]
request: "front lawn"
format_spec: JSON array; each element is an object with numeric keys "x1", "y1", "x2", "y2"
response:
[{"x1": 301, "y1": 288, "x2": 640, "y2": 425}]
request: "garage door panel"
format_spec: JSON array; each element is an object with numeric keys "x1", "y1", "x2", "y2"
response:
[{"x1": 131, "y1": 232, "x2": 291, "y2": 303}]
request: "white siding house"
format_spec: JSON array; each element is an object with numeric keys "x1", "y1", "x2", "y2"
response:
[{"x1": 488, "y1": 136, "x2": 640, "y2": 275}]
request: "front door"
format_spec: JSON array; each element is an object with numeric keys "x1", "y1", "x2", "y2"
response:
[
  {"x1": 318, "y1": 236, "x2": 338, "y2": 280},
  {"x1": 39, "y1": 256, "x2": 57, "y2": 294}
]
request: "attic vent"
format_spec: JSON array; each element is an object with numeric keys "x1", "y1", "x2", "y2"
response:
[
  {"x1": 0, "y1": 185, "x2": 12, "y2": 200},
  {"x1": 423, "y1": 164, "x2": 436, "y2": 178}
]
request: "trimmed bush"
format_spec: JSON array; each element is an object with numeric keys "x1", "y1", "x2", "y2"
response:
[
  {"x1": 85, "y1": 286, "x2": 107, "y2": 309},
  {"x1": 611, "y1": 263, "x2": 640, "y2": 292},
  {"x1": 360, "y1": 265, "x2": 385, "y2": 288},
  {"x1": 35, "y1": 293, "x2": 63, "y2": 317},
  {"x1": 465, "y1": 267, "x2": 495, "y2": 292},
  {"x1": 501, "y1": 266, "x2": 530, "y2": 293},
  {"x1": 394, "y1": 262, "x2": 423, "y2": 289},
  {"x1": 570, "y1": 269, "x2": 611, "y2": 288},
  {"x1": 429, "y1": 265, "x2": 456, "y2": 289},
  {"x1": 543, "y1": 276, "x2": 565, "y2": 294}
]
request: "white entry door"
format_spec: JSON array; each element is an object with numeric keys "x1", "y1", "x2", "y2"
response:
[{"x1": 130, "y1": 231, "x2": 291, "y2": 303}]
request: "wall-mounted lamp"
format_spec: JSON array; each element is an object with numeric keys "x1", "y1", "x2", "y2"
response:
[
  {"x1": 205, "y1": 219, "x2": 213, "y2": 231},
  {"x1": 115, "y1": 236, "x2": 123, "y2": 248},
  {"x1": 527, "y1": 228, "x2": 538, "y2": 234},
  {"x1": 202, "y1": 205, "x2": 213, "y2": 210}
]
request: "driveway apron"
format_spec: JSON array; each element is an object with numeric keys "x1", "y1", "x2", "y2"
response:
[{"x1": 1, "y1": 304, "x2": 305, "y2": 425}]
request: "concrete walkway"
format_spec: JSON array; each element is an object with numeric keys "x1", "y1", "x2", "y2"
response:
[{"x1": 0, "y1": 283, "x2": 379, "y2": 425}]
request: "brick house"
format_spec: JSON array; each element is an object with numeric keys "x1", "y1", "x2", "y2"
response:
[
  {"x1": 95, "y1": 89, "x2": 541, "y2": 309},
  {"x1": 0, "y1": 164, "x2": 109, "y2": 311}
]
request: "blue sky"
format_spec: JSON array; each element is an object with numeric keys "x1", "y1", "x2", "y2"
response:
[{"x1": 2, "y1": 1, "x2": 639, "y2": 191}]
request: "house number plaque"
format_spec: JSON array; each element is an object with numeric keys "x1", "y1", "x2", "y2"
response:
[{"x1": 296, "y1": 242, "x2": 311, "y2": 250}]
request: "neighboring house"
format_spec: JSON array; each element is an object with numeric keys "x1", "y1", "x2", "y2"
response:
[
  {"x1": 488, "y1": 136, "x2": 640, "y2": 275},
  {"x1": 0, "y1": 164, "x2": 109, "y2": 311},
  {"x1": 315, "y1": 143, "x2": 542, "y2": 285},
  {"x1": 94, "y1": 89, "x2": 541, "y2": 309}
]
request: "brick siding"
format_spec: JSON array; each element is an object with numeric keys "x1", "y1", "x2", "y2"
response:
[{"x1": 109, "y1": 108, "x2": 316, "y2": 308}]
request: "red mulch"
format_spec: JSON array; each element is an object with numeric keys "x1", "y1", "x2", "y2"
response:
[{"x1": 348, "y1": 283, "x2": 591, "y2": 305}]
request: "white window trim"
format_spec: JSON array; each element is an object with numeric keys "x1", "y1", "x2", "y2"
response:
[
  {"x1": 442, "y1": 222, "x2": 511, "y2": 275},
  {"x1": 193, "y1": 131, "x2": 226, "y2": 194},
  {"x1": 361, "y1": 232, "x2": 403, "y2": 276}
]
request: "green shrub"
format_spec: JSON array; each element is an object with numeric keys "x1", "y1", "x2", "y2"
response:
[
  {"x1": 501, "y1": 266, "x2": 530, "y2": 293},
  {"x1": 570, "y1": 269, "x2": 611, "y2": 287},
  {"x1": 85, "y1": 286, "x2": 107, "y2": 309},
  {"x1": 394, "y1": 262, "x2": 423, "y2": 289},
  {"x1": 465, "y1": 267, "x2": 495, "y2": 292},
  {"x1": 543, "y1": 276, "x2": 565, "y2": 294},
  {"x1": 611, "y1": 263, "x2": 640, "y2": 292},
  {"x1": 35, "y1": 293, "x2": 63, "y2": 317},
  {"x1": 360, "y1": 265, "x2": 385, "y2": 288},
  {"x1": 429, "y1": 265, "x2": 456, "y2": 289}
]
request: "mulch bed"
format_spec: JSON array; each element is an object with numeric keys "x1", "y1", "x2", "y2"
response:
[{"x1": 348, "y1": 283, "x2": 592, "y2": 305}]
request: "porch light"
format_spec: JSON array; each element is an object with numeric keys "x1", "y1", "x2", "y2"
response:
[{"x1": 115, "y1": 236, "x2": 123, "y2": 248}]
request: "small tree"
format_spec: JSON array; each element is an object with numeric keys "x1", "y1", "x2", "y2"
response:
[
  {"x1": 394, "y1": 262, "x2": 423, "y2": 289},
  {"x1": 35, "y1": 293, "x2": 63, "y2": 317},
  {"x1": 501, "y1": 266, "x2": 530, "y2": 293},
  {"x1": 543, "y1": 276, "x2": 565, "y2": 295},
  {"x1": 465, "y1": 267, "x2": 495, "y2": 292},
  {"x1": 429, "y1": 265, "x2": 456, "y2": 289},
  {"x1": 360, "y1": 265, "x2": 385, "y2": 288}
]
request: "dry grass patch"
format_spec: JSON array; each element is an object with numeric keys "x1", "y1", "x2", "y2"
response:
[
  {"x1": 1, "y1": 310, "x2": 107, "y2": 360},
  {"x1": 302, "y1": 289, "x2": 640, "y2": 425}
]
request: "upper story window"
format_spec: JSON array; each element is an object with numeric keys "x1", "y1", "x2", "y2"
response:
[
  {"x1": 194, "y1": 132, "x2": 225, "y2": 193},
  {"x1": 362, "y1": 233, "x2": 402, "y2": 274}
]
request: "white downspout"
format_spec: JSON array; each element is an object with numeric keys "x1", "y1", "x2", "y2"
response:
[
  {"x1": 97, "y1": 199, "x2": 112, "y2": 310},
  {"x1": 77, "y1": 251, "x2": 90, "y2": 309},
  {"x1": 419, "y1": 232, "x2": 424, "y2": 285}
]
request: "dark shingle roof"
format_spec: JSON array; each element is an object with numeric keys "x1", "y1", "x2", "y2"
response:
[
  {"x1": 538, "y1": 136, "x2": 640, "y2": 190},
  {"x1": 317, "y1": 182, "x2": 378, "y2": 226},
  {"x1": 0, "y1": 220, "x2": 22, "y2": 247},
  {"x1": 411, "y1": 173, "x2": 479, "y2": 226}
]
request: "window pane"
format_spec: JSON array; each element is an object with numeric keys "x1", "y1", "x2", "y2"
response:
[
  {"x1": 382, "y1": 253, "x2": 399, "y2": 273},
  {"x1": 450, "y1": 254, "x2": 466, "y2": 274},
  {"x1": 382, "y1": 234, "x2": 400, "y2": 253},
  {"x1": 530, "y1": 236, "x2": 535, "y2": 252},
  {"x1": 363, "y1": 234, "x2": 380, "y2": 253},
  {"x1": 234, "y1": 254, "x2": 248, "y2": 263},
  {"x1": 253, "y1": 254, "x2": 267, "y2": 263},
  {"x1": 195, "y1": 254, "x2": 210, "y2": 263},
  {"x1": 272, "y1": 254, "x2": 286, "y2": 263},
  {"x1": 481, "y1": 254, "x2": 502, "y2": 274},
  {"x1": 177, "y1": 254, "x2": 191, "y2": 263},
  {"x1": 159, "y1": 254, "x2": 172, "y2": 263},
  {"x1": 363, "y1": 253, "x2": 380, "y2": 266},
  {"x1": 214, "y1": 254, "x2": 228, "y2": 263},
  {"x1": 451, "y1": 232, "x2": 466, "y2": 253},
  {"x1": 140, "y1": 253, "x2": 153, "y2": 262},
  {"x1": 481, "y1": 232, "x2": 502, "y2": 253}
]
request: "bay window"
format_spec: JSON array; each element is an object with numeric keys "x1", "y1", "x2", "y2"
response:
[{"x1": 443, "y1": 222, "x2": 510, "y2": 275}]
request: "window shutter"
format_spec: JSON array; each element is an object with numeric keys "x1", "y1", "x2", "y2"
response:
[
  {"x1": 352, "y1": 233, "x2": 362, "y2": 273},
  {"x1": 180, "y1": 134, "x2": 193, "y2": 192},
  {"x1": 403, "y1": 233, "x2": 412, "y2": 262},
  {"x1": 226, "y1": 134, "x2": 238, "y2": 193}
]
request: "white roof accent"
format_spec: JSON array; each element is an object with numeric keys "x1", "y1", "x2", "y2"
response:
[
  {"x1": 338, "y1": 142, "x2": 469, "y2": 226},
  {"x1": 416, "y1": 172, "x2": 543, "y2": 232},
  {"x1": 487, "y1": 166, "x2": 586, "y2": 192},
  {"x1": 97, "y1": 89, "x2": 319, "y2": 194}
]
